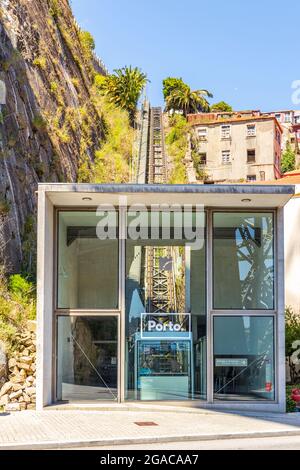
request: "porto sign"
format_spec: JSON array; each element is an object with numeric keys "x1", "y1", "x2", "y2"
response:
[{"x1": 141, "y1": 313, "x2": 191, "y2": 339}]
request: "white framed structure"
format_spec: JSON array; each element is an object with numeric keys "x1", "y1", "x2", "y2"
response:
[{"x1": 36, "y1": 183, "x2": 294, "y2": 412}]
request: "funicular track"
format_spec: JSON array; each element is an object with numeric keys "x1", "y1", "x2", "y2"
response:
[{"x1": 143, "y1": 107, "x2": 176, "y2": 314}]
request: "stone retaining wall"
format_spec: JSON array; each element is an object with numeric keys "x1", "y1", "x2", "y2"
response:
[{"x1": 0, "y1": 321, "x2": 36, "y2": 411}]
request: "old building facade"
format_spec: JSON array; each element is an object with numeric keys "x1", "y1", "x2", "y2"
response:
[{"x1": 187, "y1": 112, "x2": 282, "y2": 183}]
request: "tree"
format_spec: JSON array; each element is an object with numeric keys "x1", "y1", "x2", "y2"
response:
[
  {"x1": 165, "y1": 85, "x2": 213, "y2": 117},
  {"x1": 162, "y1": 77, "x2": 187, "y2": 100},
  {"x1": 281, "y1": 142, "x2": 296, "y2": 174},
  {"x1": 96, "y1": 66, "x2": 148, "y2": 125},
  {"x1": 211, "y1": 101, "x2": 233, "y2": 112}
]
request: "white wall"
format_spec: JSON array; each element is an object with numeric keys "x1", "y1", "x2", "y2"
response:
[{"x1": 284, "y1": 186, "x2": 300, "y2": 313}]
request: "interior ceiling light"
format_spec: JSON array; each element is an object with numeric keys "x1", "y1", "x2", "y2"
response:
[
  {"x1": 82, "y1": 197, "x2": 92, "y2": 201},
  {"x1": 241, "y1": 198, "x2": 252, "y2": 203}
]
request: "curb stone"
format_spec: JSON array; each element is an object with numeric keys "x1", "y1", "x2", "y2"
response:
[{"x1": 1, "y1": 429, "x2": 300, "y2": 450}]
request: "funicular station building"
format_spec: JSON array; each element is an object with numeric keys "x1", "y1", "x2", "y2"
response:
[{"x1": 36, "y1": 182, "x2": 294, "y2": 412}]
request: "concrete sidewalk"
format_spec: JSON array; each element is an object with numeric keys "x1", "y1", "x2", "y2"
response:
[{"x1": 0, "y1": 406, "x2": 300, "y2": 449}]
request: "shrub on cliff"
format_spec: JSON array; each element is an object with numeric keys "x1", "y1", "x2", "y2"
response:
[
  {"x1": 0, "y1": 270, "x2": 36, "y2": 352},
  {"x1": 165, "y1": 114, "x2": 188, "y2": 184},
  {"x1": 79, "y1": 30, "x2": 95, "y2": 59}
]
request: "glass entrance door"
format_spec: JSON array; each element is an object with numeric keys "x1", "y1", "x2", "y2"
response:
[{"x1": 56, "y1": 316, "x2": 118, "y2": 402}]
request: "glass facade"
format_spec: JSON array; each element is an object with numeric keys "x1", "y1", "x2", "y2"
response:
[
  {"x1": 213, "y1": 212, "x2": 274, "y2": 310},
  {"x1": 57, "y1": 211, "x2": 118, "y2": 309},
  {"x1": 213, "y1": 316, "x2": 275, "y2": 401},
  {"x1": 57, "y1": 316, "x2": 118, "y2": 402},
  {"x1": 125, "y1": 211, "x2": 206, "y2": 400},
  {"x1": 55, "y1": 208, "x2": 278, "y2": 405}
]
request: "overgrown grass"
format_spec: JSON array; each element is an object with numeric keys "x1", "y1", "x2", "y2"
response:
[
  {"x1": 92, "y1": 97, "x2": 133, "y2": 183},
  {"x1": 32, "y1": 114, "x2": 47, "y2": 132},
  {"x1": 33, "y1": 56, "x2": 47, "y2": 71},
  {"x1": 165, "y1": 114, "x2": 188, "y2": 184},
  {"x1": 78, "y1": 30, "x2": 95, "y2": 61},
  {"x1": 77, "y1": 88, "x2": 133, "y2": 184},
  {"x1": 0, "y1": 271, "x2": 36, "y2": 352}
]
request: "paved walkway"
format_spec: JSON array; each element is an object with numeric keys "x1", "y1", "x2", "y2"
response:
[{"x1": 0, "y1": 406, "x2": 300, "y2": 449}]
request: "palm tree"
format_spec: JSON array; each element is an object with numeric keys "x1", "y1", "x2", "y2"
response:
[
  {"x1": 98, "y1": 66, "x2": 148, "y2": 125},
  {"x1": 165, "y1": 86, "x2": 213, "y2": 117}
]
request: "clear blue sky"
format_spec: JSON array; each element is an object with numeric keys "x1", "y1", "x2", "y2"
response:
[{"x1": 71, "y1": 0, "x2": 300, "y2": 111}]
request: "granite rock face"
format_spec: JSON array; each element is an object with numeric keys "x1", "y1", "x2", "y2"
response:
[{"x1": 0, "y1": 0, "x2": 107, "y2": 274}]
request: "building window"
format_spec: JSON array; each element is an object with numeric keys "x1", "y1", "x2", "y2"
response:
[
  {"x1": 57, "y1": 316, "x2": 118, "y2": 402},
  {"x1": 198, "y1": 153, "x2": 207, "y2": 165},
  {"x1": 222, "y1": 150, "x2": 231, "y2": 165},
  {"x1": 213, "y1": 316, "x2": 275, "y2": 401},
  {"x1": 247, "y1": 175, "x2": 257, "y2": 182},
  {"x1": 275, "y1": 113, "x2": 281, "y2": 122},
  {"x1": 197, "y1": 127, "x2": 207, "y2": 140},
  {"x1": 260, "y1": 171, "x2": 266, "y2": 181},
  {"x1": 57, "y1": 211, "x2": 119, "y2": 309},
  {"x1": 221, "y1": 125, "x2": 231, "y2": 139},
  {"x1": 247, "y1": 149, "x2": 256, "y2": 163},
  {"x1": 213, "y1": 212, "x2": 274, "y2": 310},
  {"x1": 125, "y1": 210, "x2": 207, "y2": 401},
  {"x1": 247, "y1": 124, "x2": 256, "y2": 137},
  {"x1": 284, "y1": 113, "x2": 291, "y2": 123}
]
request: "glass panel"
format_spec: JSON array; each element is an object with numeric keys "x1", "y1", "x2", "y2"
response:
[
  {"x1": 125, "y1": 210, "x2": 206, "y2": 401},
  {"x1": 213, "y1": 212, "x2": 274, "y2": 310},
  {"x1": 57, "y1": 316, "x2": 118, "y2": 402},
  {"x1": 213, "y1": 316, "x2": 275, "y2": 401},
  {"x1": 57, "y1": 211, "x2": 118, "y2": 309}
]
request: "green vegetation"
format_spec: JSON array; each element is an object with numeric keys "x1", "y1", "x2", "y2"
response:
[
  {"x1": 49, "y1": 0, "x2": 61, "y2": 19},
  {"x1": 77, "y1": 87, "x2": 133, "y2": 183},
  {"x1": 286, "y1": 307, "x2": 300, "y2": 384},
  {"x1": 50, "y1": 81, "x2": 58, "y2": 94},
  {"x1": 163, "y1": 76, "x2": 213, "y2": 117},
  {"x1": 92, "y1": 100, "x2": 133, "y2": 183},
  {"x1": 0, "y1": 271, "x2": 35, "y2": 352},
  {"x1": 21, "y1": 215, "x2": 36, "y2": 278},
  {"x1": 32, "y1": 114, "x2": 47, "y2": 132},
  {"x1": 165, "y1": 114, "x2": 188, "y2": 183},
  {"x1": 286, "y1": 385, "x2": 297, "y2": 412},
  {"x1": 165, "y1": 113, "x2": 209, "y2": 182},
  {"x1": 281, "y1": 142, "x2": 296, "y2": 174},
  {"x1": 33, "y1": 56, "x2": 47, "y2": 70},
  {"x1": 191, "y1": 149, "x2": 209, "y2": 181},
  {"x1": 96, "y1": 66, "x2": 148, "y2": 125},
  {"x1": 0, "y1": 197, "x2": 10, "y2": 216},
  {"x1": 49, "y1": 80, "x2": 64, "y2": 106},
  {"x1": 162, "y1": 77, "x2": 187, "y2": 100},
  {"x1": 79, "y1": 30, "x2": 95, "y2": 60},
  {"x1": 211, "y1": 101, "x2": 233, "y2": 112}
]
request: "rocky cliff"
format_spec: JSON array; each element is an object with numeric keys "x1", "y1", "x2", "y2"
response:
[{"x1": 0, "y1": 0, "x2": 116, "y2": 274}]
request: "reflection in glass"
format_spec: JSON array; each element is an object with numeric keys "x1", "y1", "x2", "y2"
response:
[
  {"x1": 125, "y1": 211, "x2": 206, "y2": 401},
  {"x1": 213, "y1": 212, "x2": 274, "y2": 309},
  {"x1": 213, "y1": 316, "x2": 275, "y2": 401},
  {"x1": 58, "y1": 212, "x2": 118, "y2": 309},
  {"x1": 137, "y1": 341, "x2": 191, "y2": 400},
  {"x1": 57, "y1": 316, "x2": 118, "y2": 402}
]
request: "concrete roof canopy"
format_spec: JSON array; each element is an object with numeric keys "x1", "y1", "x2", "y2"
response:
[{"x1": 38, "y1": 183, "x2": 295, "y2": 208}]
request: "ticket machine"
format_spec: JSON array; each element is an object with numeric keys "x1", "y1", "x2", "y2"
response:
[{"x1": 134, "y1": 314, "x2": 193, "y2": 401}]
